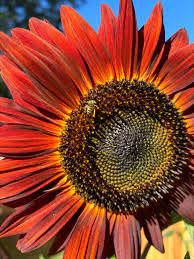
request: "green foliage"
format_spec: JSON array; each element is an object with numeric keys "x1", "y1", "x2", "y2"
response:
[
  {"x1": 184, "y1": 220, "x2": 194, "y2": 243},
  {"x1": 0, "y1": 0, "x2": 86, "y2": 33},
  {"x1": 184, "y1": 251, "x2": 191, "y2": 259},
  {"x1": 163, "y1": 229, "x2": 175, "y2": 238}
]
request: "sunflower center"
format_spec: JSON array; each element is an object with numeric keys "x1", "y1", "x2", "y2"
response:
[
  {"x1": 60, "y1": 80, "x2": 188, "y2": 213},
  {"x1": 94, "y1": 111, "x2": 173, "y2": 191}
]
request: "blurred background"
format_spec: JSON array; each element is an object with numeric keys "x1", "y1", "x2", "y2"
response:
[{"x1": 0, "y1": 0, "x2": 194, "y2": 258}]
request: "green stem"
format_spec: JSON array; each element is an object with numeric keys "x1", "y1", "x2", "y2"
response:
[{"x1": 141, "y1": 242, "x2": 151, "y2": 259}]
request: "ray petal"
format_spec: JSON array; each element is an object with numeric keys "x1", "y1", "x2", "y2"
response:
[
  {"x1": 60, "y1": 5, "x2": 114, "y2": 84},
  {"x1": 113, "y1": 214, "x2": 141, "y2": 259},
  {"x1": 98, "y1": 4, "x2": 117, "y2": 63},
  {"x1": 143, "y1": 217, "x2": 164, "y2": 253},
  {"x1": 138, "y1": 3, "x2": 164, "y2": 79},
  {"x1": 63, "y1": 205, "x2": 106, "y2": 259},
  {"x1": 115, "y1": 0, "x2": 138, "y2": 80}
]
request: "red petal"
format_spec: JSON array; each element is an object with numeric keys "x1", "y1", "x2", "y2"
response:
[
  {"x1": 0, "y1": 97, "x2": 62, "y2": 135},
  {"x1": 0, "y1": 55, "x2": 70, "y2": 120},
  {"x1": 168, "y1": 28, "x2": 189, "y2": 57},
  {"x1": 143, "y1": 217, "x2": 164, "y2": 253},
  {"x1": 17, "y1": 194, "x2": 83, "y2": 252},
  {"x1": 98, "y1": 4, "x2": 117, "y2": 61},
  {"x1": 63, "y1": 204, "x2": 106, "y2": 259},
  {"x1": 176, "y1": 194, "x2": 194, "y2": 224},
  {"x1": 147, "y1": 29, "x2": 189, "y2": 81},
  {"x1": 0, "y1": 125, "x2": 58, "y2": 157},
  {"x1": 0, "y1": 190, "x2": 73, "y2": 237},
  {"x1": 113, "y1": 214, "x2": 141, "y2": 259},
  {"x1": 115, "y1": 0, "x2": 138, "y2": 80},
  {"x1": 138, "y1": 3, "x2": 164, "y2": 79},
  {"x1": 0, "y1": 153, "x2": 60, "y2": 185},
  {"x1": 12, "y1": 27, "x2": 91, "y2": 96},
  {"x1": 156, "y1": 44, "x2": 194, "y2": 95},
  {"x1": 0, "y1": 32, "x2": 80, "y2": 110},
  {"x1": 0, "y1": 172, "x2": 63, "y2": 204},
  {"x1": 60, "y1": 5, "x2": 114, "y2": 84}
]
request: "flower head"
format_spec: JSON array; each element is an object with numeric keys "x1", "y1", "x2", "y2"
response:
[{"x1": 0, "y1": 0, "x2": 193, "y2": 258}]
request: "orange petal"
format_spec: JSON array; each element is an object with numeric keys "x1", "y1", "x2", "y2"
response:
[
  {"x1": 60, "y1": 5, "x2": 114, "y2": 84},
  {"x1": 172, "y1": 86, "x2": 194, "y2": 112},
  {"x1": 115, "y1": 0, "x2": 138, "y2": 80},
  {"x1": 113, "y1": 214, "x2": 141, "y2": 259},
  {"x1": 138, "y1": 3, "x2": 164, "y2": 80}
]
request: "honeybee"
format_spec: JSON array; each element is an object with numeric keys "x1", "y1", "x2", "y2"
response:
[{"x1": 84, "y1": 100, "x2": 97, "y2": 117}]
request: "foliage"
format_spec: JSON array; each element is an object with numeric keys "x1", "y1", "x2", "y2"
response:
[{"x1": 0, "y1": 0, "x2": 86, "y2": 33}]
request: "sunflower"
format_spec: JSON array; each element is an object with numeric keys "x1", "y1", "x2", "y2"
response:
[{"x1": 0, "y1": 0, "x2": 193, "y2": 258}]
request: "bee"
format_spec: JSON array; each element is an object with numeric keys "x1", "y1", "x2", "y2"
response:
[{"x1": 84, "y1": 100, "x2": 97, "y2": 117}]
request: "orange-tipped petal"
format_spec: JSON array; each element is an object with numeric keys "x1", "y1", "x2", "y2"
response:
[{"x1": 60, "y1": 5, "x2": 114, "y2": 84}]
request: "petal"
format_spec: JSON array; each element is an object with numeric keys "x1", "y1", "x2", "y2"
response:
[
  {"x1": 113, "y1": 214, "x2": 141, "y2": 259},
  {"x1": 168, "y1": 28, "x2": 189, "y2": 57},
  {"x1": 138, "y1": 3, "x2": 164, "y2": 79},
  {"x1": 0, "y1": 169, "x2": 63, "y2": 204},
  {"x1": 98, "y1": 4, "x2": 117, "y2": 62},
  {"x1": 0, "y1": 32, "x2": 80, "y2": 110},
  {"x1": 115, "y1": 0, "x2": 138, "y2": 80},
  {"x1": 143, "y1": 217, "x2": 164, "y2": 253},
  {"x1": 0, "y1": 97, "x2": 61, "y2": 135},
  {"x1": 0, "y1": 189, "x2": 74, "y2": 238},
  {"x1": 12, "y1": 27, "x2": 91, "y2": 96},
  {"x1": 156, "y1": 44, "x2": 194, "y2": 95},
  {"x1": 63, "y1": 204, "x2": 106, "y2": 259},
  {"x1": 0, "y1": 153, "x2": 60, "y2": 185},
  {"x1": 173, "y1": 86, "x2": 194, "y2": 112},
  {"x1": 176, "y1": 194, "x2": 194, "y2": 224},
  {"x1": 147, "y1": 29, "x2": 189, "y2": 81},
  {"x1": 17, "y1": 194, "x2": 83, "y2": 252},
  {"x1": 0, "y1": 55, "x2": 70, "y2": 121},
  {"x1": 0, "y1": 125, "x2": 59, "y2": 158},
  {"x1": 60, "y1": 5, "x2": 114, "y2": 84}
]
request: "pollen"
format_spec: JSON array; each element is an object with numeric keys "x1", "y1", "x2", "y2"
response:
[{"x1": 60, "y1": 80, "x2": 189, "y2": 213}]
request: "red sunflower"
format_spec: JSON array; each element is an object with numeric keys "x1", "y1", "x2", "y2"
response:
[{"x1": 0, "y1": 0, "x2": 193, "y2": 258}]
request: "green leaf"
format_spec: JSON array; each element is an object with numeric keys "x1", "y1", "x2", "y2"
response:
[
  {"x1": 170, "y1": 212, "x2": 182, "y2": 225},
  {"x1": 163, "y1": 229, "x2": 175, "y2": 238},
  {"x1": 184, "y1": 251, "x2": 191, "y2": 259},
  {"x1": 184, "y1": 221, "x2": 194, "y2": 244},
  {"x1": 109, "y1": 256, "x2": 116, "y2": 259}
]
